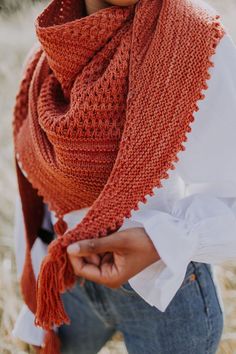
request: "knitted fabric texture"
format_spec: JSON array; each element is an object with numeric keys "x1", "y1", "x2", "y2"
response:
[{"x1": 12, "y1": 0, "x2": 224, "y2": 352}]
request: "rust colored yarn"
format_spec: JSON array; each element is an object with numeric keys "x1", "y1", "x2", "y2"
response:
[{"x1": 12, "y1": 0, "x2": 224, "y2": 352}]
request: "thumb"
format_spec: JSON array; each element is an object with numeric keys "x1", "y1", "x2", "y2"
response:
[{"x1": 67, "y1": 232, "x2": 123, "y2": 257}]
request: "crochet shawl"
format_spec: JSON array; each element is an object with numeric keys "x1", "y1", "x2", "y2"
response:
[{"x1": 12, "y1": 0, "x2": 224, "y2": 352}]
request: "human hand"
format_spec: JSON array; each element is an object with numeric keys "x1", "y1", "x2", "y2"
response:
[{"x1": 67, "y1": 228, "x2": 160, "y2": 288}]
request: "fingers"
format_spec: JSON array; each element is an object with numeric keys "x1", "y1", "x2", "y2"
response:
[
  {"x1": 69, "y1": 254, "x2": 102, "y2": 283},
  {"x1": 84, "y1": 254, "x2": 101, "y2": 266},
  {"x1": 68, "y1": 255, "x2": 84, "y2": 275},
  {"x1": 72, "y1": 259, "x2": 120, "y2": 287},
  {"x1": 68, "y1": 250, "x2": 119, "y2": 287},
  {"x1": 69, "y1": 253, "x2": 119, "y2": 286},
  {"x1": 101, "y1": 253, "x2": 113, "y2": 265},
  {"x1": 67, "y1": 233, "x2": 124, "y2": 257}
]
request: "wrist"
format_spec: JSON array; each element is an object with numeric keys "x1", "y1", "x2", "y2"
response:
[{"x1": 131, "y1": 227, "x2": 161, "y2": 263}]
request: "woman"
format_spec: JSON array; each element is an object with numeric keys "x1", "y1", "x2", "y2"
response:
[{"x1": 12, "y1": 0, "x2": 236, "y2": 353}]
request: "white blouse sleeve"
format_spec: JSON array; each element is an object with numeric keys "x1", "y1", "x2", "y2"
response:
[{"x1": 126, "y1": 33, "x2": 236, "y2": 312}]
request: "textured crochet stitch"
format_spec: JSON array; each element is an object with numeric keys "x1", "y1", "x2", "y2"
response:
[{"x1": 12, "y1": 0, "x2": 224, "y2": 352}]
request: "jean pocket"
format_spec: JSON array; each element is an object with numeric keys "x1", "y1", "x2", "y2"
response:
[
  {"x1": 203, "y1": 264, "x2": 224, "y2": 316},
  {"x1": 193, "y1": 264, "x2": 224, "y2": 351},
  {"x1": 191, "y1": 263, "x2": 224, "y2": 329},
  {"x1": 179, "y1": 262, "x2": 197, "y2": 291}
]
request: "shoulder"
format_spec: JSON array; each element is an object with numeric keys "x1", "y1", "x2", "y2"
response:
[
  {"x1": 180, "y1": 0, "x2": 220, "y2": 20},
  {"x1": 175, "y1": 31, "x2": 236, "y2": 191},
  {"x1": 203, "y1": 33, "x2": 236, "y2": 115},
  {"x1": 190, "y1": 33, "x2": 236, "y2": 147},
  {"x1": 212, "y1": 33, "x2": 236, "y2": 78}
]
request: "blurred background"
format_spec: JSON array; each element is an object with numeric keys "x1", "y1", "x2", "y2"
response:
[{"x1": 0, "y1": 0, "x2": 236, "y2": 353}]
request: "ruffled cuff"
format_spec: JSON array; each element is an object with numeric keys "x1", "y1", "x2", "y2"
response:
[
  {"x1": 128, "y1": 194, "x2": 236, "y2": 312},
  {"x1": 128, "y1": 209, "x2": 199, "y2": 312},
  {"x1": 128, "y1": 258, "x2": 188, "y2": 312}
]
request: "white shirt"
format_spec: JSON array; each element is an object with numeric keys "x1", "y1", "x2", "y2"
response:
[{"x1": 12, "y1": 33, "x2": 236, "y2": 347}]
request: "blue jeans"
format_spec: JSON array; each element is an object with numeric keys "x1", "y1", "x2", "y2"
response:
[{"x1": 58, "y1": 262, "x2": 223, "y2": 354}]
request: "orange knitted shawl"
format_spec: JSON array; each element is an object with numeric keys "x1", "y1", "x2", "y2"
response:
[{"x1": 12, "y1": 0, "x2": 224, "y2": 352}]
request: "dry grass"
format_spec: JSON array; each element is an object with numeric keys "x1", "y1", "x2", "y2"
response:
[{"x1": 0, "y1": 1, "x2": 236, "y2": 353}]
